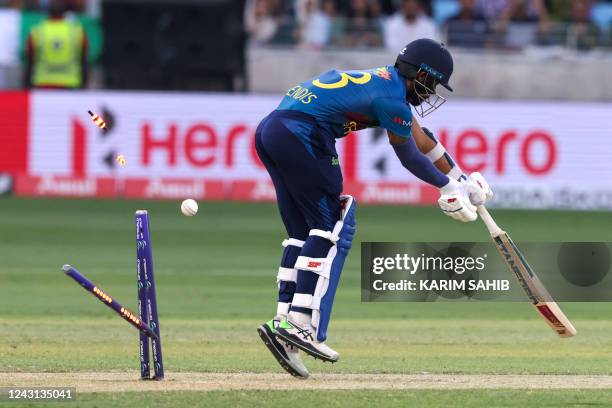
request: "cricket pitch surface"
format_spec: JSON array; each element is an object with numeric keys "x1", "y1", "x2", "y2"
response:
[{"x1": 2, "y1": 372, "x2": 612, "y2": 392}]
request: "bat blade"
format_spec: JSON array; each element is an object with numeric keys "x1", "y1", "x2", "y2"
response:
[
  {"x1": 493, "y1": 231, "x2": 576, "y2": 338},
  {"x1": 534, "y1": 302, "x2": 576, "y2": 338}
]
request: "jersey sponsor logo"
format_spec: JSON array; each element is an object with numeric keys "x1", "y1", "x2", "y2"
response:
[
  {"x1": 393, "y1": 116, "x2": 411, "y2": 127},
  {"x1": 343, "y1": 114, "x2": 379, "y2": 135},
  {"x1": 343, "y1": 120, "x2": 357, "y2": 135},
  {"x1": 286, "y1": 85, "x2": 318, "y2": 104},
  {"x1": 420, "y1": 63, "x2": 444, "y2": 81},
  {"x1": 374, "y1": 67, "x2": 391, "y2": 80}
]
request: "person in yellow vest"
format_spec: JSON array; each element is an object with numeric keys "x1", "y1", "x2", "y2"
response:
[{"x1": 24, "y1": 0, "x2": 88, "y2": 89}]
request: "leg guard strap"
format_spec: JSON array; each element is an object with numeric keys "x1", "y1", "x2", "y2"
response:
[
  {"x1": 277, "y1": 237, "x2": 306, "y2": 315},
  {"x1": 309, "y1": 229, "x2": 338, "y2": 243},
  {"x1": 277, "y1": 302, "x2": 290, "y2": 316},
  {"x1": 277, "y1": 237, "x2": 304, "y2": 284},
  {"x1": 277, "y1": 267, "x2": 297, "y2": 283},
  {"x1": 291, "y1": 293, "x2": 321, "y2": 310},
  {"x1": 282, "y1": 238, "x2": 305, "y2": 248}
]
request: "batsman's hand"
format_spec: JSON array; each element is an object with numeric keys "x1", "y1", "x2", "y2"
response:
[
  {"x1": 437, "y1": 178, "x2": 477, "y2": 222},
  {"x1": 465, "y1": 172, "x2": 493, "y2": 206}
]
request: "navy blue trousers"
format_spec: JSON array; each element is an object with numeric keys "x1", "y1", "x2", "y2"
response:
[
  {"x1": 255, "y1": 110, "x2": 343, "y2": 239},
  {"x1": 255, "y1": 110, "x2": 343, "y2": 312}
]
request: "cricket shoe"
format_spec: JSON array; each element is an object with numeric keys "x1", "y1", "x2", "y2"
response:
[
  {"x1": 257, "y1": 317, "x2": 309, "y2": 379},
  {"x1": 275, "y1": 318, "x2": 339, "y2": 363}
]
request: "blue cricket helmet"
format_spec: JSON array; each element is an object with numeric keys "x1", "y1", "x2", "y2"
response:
[{"x1": 395, "y1": 38, "x2": 454, "y2": 92}]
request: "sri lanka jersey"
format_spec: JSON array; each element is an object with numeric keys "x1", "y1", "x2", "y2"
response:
[{"x1": 277, "y1": 65, "x2": 413, "y2": 140}]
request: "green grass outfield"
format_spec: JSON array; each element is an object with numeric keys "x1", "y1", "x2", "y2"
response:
[{"x1": 0, "y1": 198, "x2": 611, "y2": 406}]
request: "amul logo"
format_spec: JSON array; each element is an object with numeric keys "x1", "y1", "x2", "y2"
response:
[
  {"x1": 93, "y1": 287, "x2": 112, "y2": 303},
  {"x1": 120, "y1": 307, "x2": 141, "y2": 325}
]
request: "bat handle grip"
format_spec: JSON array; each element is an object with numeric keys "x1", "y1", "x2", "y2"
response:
[{"x1": 477, "y1": 205, "x2": 503, "y2": 237}]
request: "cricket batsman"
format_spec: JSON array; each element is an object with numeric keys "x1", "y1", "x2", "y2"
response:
[{"x1": 256, "y1": 38, "x2": 493, "y2": 378}]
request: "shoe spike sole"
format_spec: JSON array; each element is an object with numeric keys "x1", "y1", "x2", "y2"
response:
[{"x1": 257, "y1": 326, "x2": 309, "y2": 379}]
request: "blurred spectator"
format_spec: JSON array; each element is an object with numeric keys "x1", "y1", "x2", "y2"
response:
[
  {"x1": 0, "y1": 8, "x2": 20, "y2": 67},
  {"x1": 568, "y1": 0, "x2": 594, "y2": 24},
  {"x1": 383, "y1": 0, "x2": 441, "y2": 51},
  {"x1": 295, "y1": 0, "x2": 313, "y2": 25},
  {"x1": 0, "y1": 0, "x2": 36, "y2": 9},
  {"x1": 548, "y1": 0, "x2": 585, "y2": 21},
  {"x1": 267, "y1": 0, "x2": 293, "y2": 18},
  {"x1": 476, "y1": 0, "x2": 550, "y2": 26},
  {"x1": 298, "y1": 0, "x2": 337, "y2": 49},
  {"x1": 341, "y1": 0, "x2": 383, "y2": 47},
  {"x1": 450, "y1": 0, "x2": 486, "y2": 21},
  {"x1": 24, "y1": 0, "x2": 88, "y2": 89},
  {"x1": 566, "y1": 0, "x2": 599, "y2": 50},
  {"x1": 244, "y1": 0, "x2": 279, "y2": 45},
  {"x1": 475, "y1": 0, "x2": 511, "y2": 21},
  {"x1": 506, "y1": 0, "x2": 551, "y2": 48},
  {"x1": 5, "y1": 0, "x2": 86, "y2": 11},
  {"x1": 376, "y1": 0, "x2": 398, "y2": 16},
  {"x1": 476, "y1": 0, "x2": 551, "y2": 49},
  {"x1": 446, "y1": 0, "x2": 488, "y2": 47},
  {"x1": 502, "y1": 0, "x2": 550, "y2": 24},
  {"x1": 336, "y1": 0, "x2": 398, "y2": 16}
]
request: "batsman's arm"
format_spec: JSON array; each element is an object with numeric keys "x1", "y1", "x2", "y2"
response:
[
  {"x1": 409, "y1": 120, "x2": 494, "y2": 207},
  {"x1": 375, "y1": 97, "x2": 451, "y2": 188},
  {"x1": 387, "y1": 130, "x2": 450, "y2": 188},
  {"x1": 409, "y1": 118, "x2": 464, "y2": 180}
]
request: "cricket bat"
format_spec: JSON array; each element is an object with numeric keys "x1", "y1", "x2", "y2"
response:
[{"x1": 477, "y1": 206, "x2": 577, "y2": 338}]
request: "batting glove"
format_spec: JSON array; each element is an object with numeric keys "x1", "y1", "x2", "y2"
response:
[
  {"x1": 438, "y1": 178, "x2": 477, "y2": 222},
  {"x1": 465, "y1": 172, "x2": 494, "y2": 206}
]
